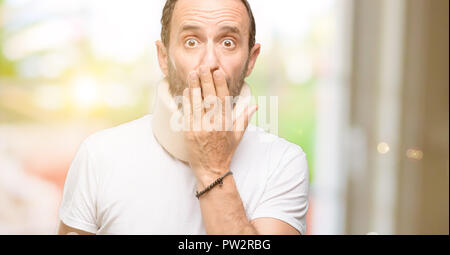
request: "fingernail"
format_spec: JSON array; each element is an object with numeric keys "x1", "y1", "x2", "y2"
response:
[
  {"x1": 189, "y1": 71, "x2": 197, "y2": 80},
  {"x1": 213, "y1": 70, "x2": 221, "y2": 79},
  {"x1": 199, "y1": 65, "x2": 208, "y2": 74}
]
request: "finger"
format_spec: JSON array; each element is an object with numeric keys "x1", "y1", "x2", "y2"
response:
[
  {"x1": 188, "y1": 71, "x2": 203, "y2": 131},
  {"x1": 213, "y1": 69, "x2": 229, "y2": 102},
  {"x1": 182, "y1": 88, "x2": 192, "y2": 131},
  {"x1": 188, "y1": 71, "x2": 201, "y2": 107},
  {"x1": 188, "y1": 70, "x2": 200, "y2": 87},
  {"x1": 199, "y1": 65, "x2": 216, "y2": 98},
  {"x1": 213, "y1": 70, "x2": 230, "y2": 131},
  {"x1": 233, "y1": 104, "x2": 258, "y2": 140},
  {"x1": 223, "y1": 95, "x2": 234, "y2": 131}
]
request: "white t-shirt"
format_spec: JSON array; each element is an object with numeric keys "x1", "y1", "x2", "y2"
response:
[{"x1": 58, "y1": 114, "x2": 309, "y2": 234}]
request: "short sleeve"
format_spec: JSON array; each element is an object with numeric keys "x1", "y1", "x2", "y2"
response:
[
  {"x1": 58, "y1": 139, "x2": 99, "y2": 233},
  {"x1": 250, "y1": 145, "x2": 309, "y2": 235}
]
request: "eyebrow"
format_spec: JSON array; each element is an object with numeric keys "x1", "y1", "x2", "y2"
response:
[
  {"x1": 218, "y1": 25, "x2": 241, "y2": 35},
  {"x1": 179, "y1": 24, "x2": 202, "y2": 33},
  {"x1": 179, "y1": 24, "x2": 241, "y2": 35}
]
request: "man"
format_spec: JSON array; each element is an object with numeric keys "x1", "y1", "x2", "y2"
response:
[{"x1": 58, "y1": 0, "x2": 309, "y2": 235}]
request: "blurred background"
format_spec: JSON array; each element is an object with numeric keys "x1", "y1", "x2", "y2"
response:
[{"x1": 0, "y1": 0, "x2": 448, "y2": 234}]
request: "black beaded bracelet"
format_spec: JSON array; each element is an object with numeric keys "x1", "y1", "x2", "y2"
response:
[{"x1": 195, "y1": 171, "x2": 233, "y2": 199}]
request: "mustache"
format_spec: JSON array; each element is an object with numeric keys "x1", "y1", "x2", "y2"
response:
[{"x1": 166, "y1": 61, "x2": 248, "y2": 98}]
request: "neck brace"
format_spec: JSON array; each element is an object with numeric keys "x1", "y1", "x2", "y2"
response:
[{"x1": 151, "y1": 78, "x2": 252, "y2": 162}]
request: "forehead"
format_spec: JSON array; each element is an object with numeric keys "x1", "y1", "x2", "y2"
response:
[{"x1": 171, "y1": 0, "x2": 250, "y2": 34}]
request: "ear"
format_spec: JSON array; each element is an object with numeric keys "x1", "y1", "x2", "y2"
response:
[
  {"x1": 245, "y1": 43, "x2": 261, "y2": 77},
  {"x1": 156, "y1": 40, "x2": 169, "y2": 76}
]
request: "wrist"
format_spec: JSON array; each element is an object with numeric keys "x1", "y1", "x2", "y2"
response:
[{"x1": 195, "y1": 167, "x2": 230, "y2": 190}]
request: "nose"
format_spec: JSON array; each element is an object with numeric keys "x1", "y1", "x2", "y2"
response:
[{"x1": 199, "y1": 41, "x2": 220, "y2": 73}]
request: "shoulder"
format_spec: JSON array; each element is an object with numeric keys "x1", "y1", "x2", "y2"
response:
[
  {"x1": 242, "y1": 124, "x2": 307, "y2": 162},
  {"x1": 243, "y1": 124, "x2": 308, "y2": 179}
]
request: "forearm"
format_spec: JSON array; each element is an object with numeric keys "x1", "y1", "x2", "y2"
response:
[{"x1": 196, "y1": 170, "x2": 258, "y2": 235}]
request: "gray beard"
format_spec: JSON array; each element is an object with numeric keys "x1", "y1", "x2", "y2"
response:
[{"x1": 167, "y1": 58, "x2": 249, "y2": 98}]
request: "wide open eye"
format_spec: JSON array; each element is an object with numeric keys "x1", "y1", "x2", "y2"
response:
[
  {"x1": 185, "y1": 39, "x2": 199, "y2": 48},
  {"x1": 222, "y1": 39, "x2": 235, "y2": 49}
]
